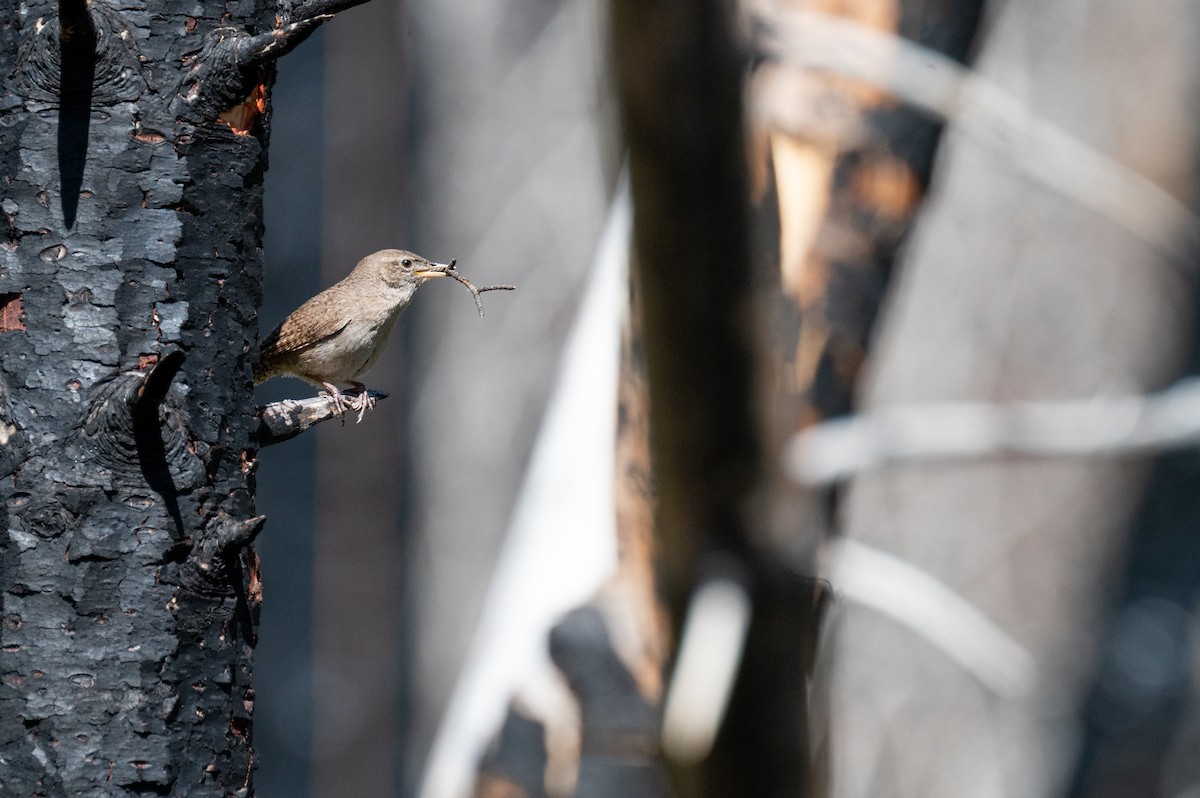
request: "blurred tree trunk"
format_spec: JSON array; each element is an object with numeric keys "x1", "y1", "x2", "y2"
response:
[
  {"x1": 0, "y1": 2, "x2": 364, "y2": 795},
  {"x1": 609, "y1": 0, "x2": 821, "y2": 794},
  {"x1": 823, "y1": 3, "x2": 1200, "y2": 797},
  {"x1": 606, "y1": 1, "x2": 985, "y2": 796}
]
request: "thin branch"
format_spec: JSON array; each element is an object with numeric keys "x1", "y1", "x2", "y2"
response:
[
  {"x1": 440, "y1": 259, "x2": 516, "y2": 318},
  {"x1": 829, "y1": 539, "x2": 1036, "y2": 697},
  {"x1": 661, "y1": 573, "x2": 752, "y2": 764},
  {"x1": 236, "y1": 16, "x2": 332, "y2": 69},
  {"x1": 235, "y1": 0, "x2": 372, "y2": 70},
  {"x1": 786, "y1": 377, "x2": 1200, "y2": 485},
  {"x1": 290, "y1": 0, "x2": 373, "y2": 20},
  {"x1": 193, "y1": 513, "x2": 267, "y2": 574},
  {"x1": 253, "y1": 389, "x2": 388, "y2": 447},
  {"x1": 754, "y1": 10, "x2": 1200, "y2": 269}
]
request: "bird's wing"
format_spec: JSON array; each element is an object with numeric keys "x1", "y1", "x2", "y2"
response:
[{"x1": 259, "y1": 303, "x2": 351, "y2": 360}]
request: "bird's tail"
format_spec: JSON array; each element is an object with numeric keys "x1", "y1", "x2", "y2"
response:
[{"x1": 252, "y1": 359, "x2": 271, "y2": 385}]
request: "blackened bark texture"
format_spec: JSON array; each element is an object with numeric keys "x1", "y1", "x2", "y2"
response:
[
  {"x1": 0, "y1": 1, "x2": 364, "y2": 795},
  {"x1": 610, "y1": 1, "x2": 815, "y2": 797}
]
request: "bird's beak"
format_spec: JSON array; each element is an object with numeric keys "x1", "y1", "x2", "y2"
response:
[{"x1": 415, "y1": 261, "x2": 454, "y2": 280}]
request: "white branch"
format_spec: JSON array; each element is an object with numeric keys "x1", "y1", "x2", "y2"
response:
[
  {"x1": 787, "y1": 378, "x2": 1200, "y2": 486},
  {"x1": 829, "y1": 539, "x2": 1036, "y2": 697},
  {"x1": 755, "y1": 10, "x2": 1200, "y2": 267},
  {"x1": 661, "y1": 574, "x2": 752, "y2": 764},
  {"x1": 417, "y1": 181, "x2": 630, "y2": 798}
]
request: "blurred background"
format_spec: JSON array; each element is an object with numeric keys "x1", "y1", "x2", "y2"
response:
[
  {"x1": 251, "y1": 1, "x2": 1200, "y2": 797},
  {"x1": 256, "y1": 1, "x2": 616, "y2": 796}
]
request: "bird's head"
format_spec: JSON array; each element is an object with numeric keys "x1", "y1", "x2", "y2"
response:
[{"x1": 357, "y1": 249, "x2": 454, "y2": 292}]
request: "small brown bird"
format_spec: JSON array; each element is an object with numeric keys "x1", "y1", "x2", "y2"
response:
[{"x1": 254, "y1": 249, "x2": 451, "y2": 420}]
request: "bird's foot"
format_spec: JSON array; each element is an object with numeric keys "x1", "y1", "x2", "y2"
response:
[
  {"x1": 346, "y1": 382, "x2": 376, "y2": 424},
  {"x1": 319, "y1": 382, "x2": 351, "y2": 423}
]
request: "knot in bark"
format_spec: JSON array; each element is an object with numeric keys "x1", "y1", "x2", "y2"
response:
[
  {"x1": 161, "y1": 513, "x2": 265, "y2": 598},
  {"x1": 13, "y1": 0, "x2": 148, "y2": 107},
  {"x1": 69, "y1": 350, "x2": 204, "y2": 491}
]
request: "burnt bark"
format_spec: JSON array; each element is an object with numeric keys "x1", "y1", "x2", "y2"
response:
[{"x1": 0, "y1": 1, "x2": 364, "y2": 795}]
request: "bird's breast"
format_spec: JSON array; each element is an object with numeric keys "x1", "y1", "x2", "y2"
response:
[{"x1": 294, "y1": 306, "x2": 403, "y2": 384}]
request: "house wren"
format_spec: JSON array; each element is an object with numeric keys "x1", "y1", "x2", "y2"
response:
[{"x1": 254, "y1": 248, "x2": 451, "y2": 420}]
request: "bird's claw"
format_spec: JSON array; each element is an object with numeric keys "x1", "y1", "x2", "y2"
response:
[
  {"x1": 347, "y1": 390, "x2": 376, "y2": 423},
  {"x1": 319, "y1": 383, "x2": 351, "y2": 424},
  {"x1": 317, "y1": 382, "x2": 375, "y2": 424}
]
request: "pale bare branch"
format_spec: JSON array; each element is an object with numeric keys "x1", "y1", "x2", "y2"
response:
[
  {"x1": 254, "y1": 389, "x2": 389, "y2": 447},
  {"x1": 787, "y1": 378, "x2": 1200, "y2": 485},
  {"x1": 829, "y1": 539, "x2": 1036, "y2": 697}
]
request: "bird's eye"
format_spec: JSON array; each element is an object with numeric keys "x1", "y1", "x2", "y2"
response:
[{"x1": 401, "y1": 259, "x2": 412, "y2": 267}]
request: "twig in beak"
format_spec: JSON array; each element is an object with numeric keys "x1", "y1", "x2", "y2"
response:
[{"x1": 438, "y1": 259, "x2": 516, "y2": 318}]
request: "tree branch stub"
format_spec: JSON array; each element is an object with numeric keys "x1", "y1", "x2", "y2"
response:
[{"x1": 253, "y1": 389, "x2": 390, "y2": 447}]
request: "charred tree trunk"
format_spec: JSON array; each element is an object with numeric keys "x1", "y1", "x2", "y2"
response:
[
  {"x1": 610, "y1": 0, "x2": 818, "y2": 795},
  {"x1": 0, "y1": 2, "x2": 366, "y2": 795}
]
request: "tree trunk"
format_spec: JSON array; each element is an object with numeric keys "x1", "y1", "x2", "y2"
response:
[
  {"x1": 0, "y1": 2, "x2": 365, "y2": 794},
  {"x1": 822, "y1": 3, "x2": 1200, "y2": 796},
  {"x1": 609, "y1": 0, "x2": 820, "y2": 795}
]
